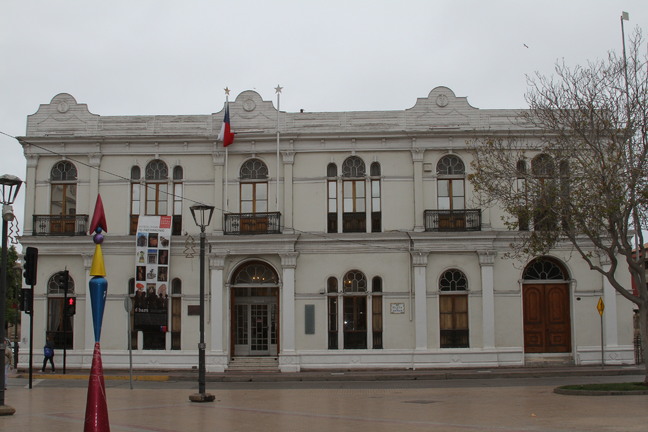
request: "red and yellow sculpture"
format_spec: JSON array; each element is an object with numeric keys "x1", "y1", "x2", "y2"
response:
[{"x1": 84, "y1": 195, "x2": 110, "y2": 432}]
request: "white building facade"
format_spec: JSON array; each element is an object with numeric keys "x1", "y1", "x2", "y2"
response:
[{"x1": 17, "y1": 88, "x2": 636, "y2": 372}]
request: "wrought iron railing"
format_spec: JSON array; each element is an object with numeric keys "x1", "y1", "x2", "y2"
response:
[
  {"x1": 424, "y1": 209, "x2": 481, "y2": 232},
  {"x1": 33, "y1": 215, "x2": 89, "y2": 236},
  {"x1": 224, "y1": 212, "x2": 281, "y2": 235}
]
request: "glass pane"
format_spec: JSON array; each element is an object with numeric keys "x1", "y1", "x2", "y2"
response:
[
  {"x1": 241, "y1": 184, "x2": 253, "y2": 200},
  {"x1": 452, "y1": 196, "x2": 465, "y2": 210},
  {"x1": 173, "y1": 202, "x2": 182, "y2": 214},
  {"x1": 356, "y1": 199, "x2": 365, "y2": 212},
  {"x1": 372, "y1": 181, "x2": 380, "y2": 198},
  {"x1": 328, "y1": 181, "x2": 337, "y2": 198},
  {"x1": 256, "y1": 200, "x2": 267, "y2": 212},
  {"x1": 328, "y1": 199, "x2": 336, "y2": 212},
  {"x1": 256, "y1": 183, "x2": 267, "y2": 200},
  {"x1": 343, "y1": 181, "x2": 352, "y2": 197},
  {"x1": 452, "y1": 180, "x2": 465, "y2": 197},
  {"x1": 51, "y1": 185, "x2": 63, "y2": 214},
  {"x1": 174, "y1": 184, "x2": 182, "y2": 200},
  {"x1": 158, "y1": 201, "x2": 167, "y2": 215},
  {"x1": 438, "y1": 180, "x2": 449, "y2": 197},
  {"x1": 438, "y1": 197, "x2": 450, "y2": 210},
  {"x1": 356, "y1": 182, "x2": 365, "y2": 198},
  {"x1": 146, "y1": 202, "x2": 156, "y2": 214},
  {"x1": 372, "y1": 198, "x2": 380, "y2": 212},
  {"x1": 343, "y1": 197, "x2": 353, "y2": 212},
  {"x1": 241, "y1": 201, "x2": 253, "y2": 213},
  {"x1": 132, "y1": 184, "x2": 140, "y2": 201}
]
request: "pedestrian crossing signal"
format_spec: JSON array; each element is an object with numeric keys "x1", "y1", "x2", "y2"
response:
[{"x1": 65, "y1": 297, "x2": 77, "y2": 316}]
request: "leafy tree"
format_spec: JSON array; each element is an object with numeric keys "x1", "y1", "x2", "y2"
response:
[
  {"x1": 469, "y1": 30, "x2": 648, "y2": 383},
  {"x1": 2, "y1": 246, "x2": 21, "y2": 330}
]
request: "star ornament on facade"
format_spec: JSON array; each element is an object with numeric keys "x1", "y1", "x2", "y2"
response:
[{"x1": 275, "y1": 85, "x2": 283, "y2": 94}]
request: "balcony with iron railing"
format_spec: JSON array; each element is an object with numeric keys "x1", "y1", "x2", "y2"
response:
[
  {"x1": 424, "y1": 209, "x2": 482, "y2": 232},
  {"x1": 224, "y1": 212, "x2": 281, "y2": 235},
  {"x1": 33, "y1": 214, "x2": 89, "y2": 236}
]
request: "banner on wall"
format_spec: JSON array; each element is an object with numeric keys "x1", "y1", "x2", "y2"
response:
[{"x1": 134, "y1": 215, "x2": 172, "y2": 332}]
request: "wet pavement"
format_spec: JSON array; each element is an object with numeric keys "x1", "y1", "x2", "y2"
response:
[{"x1": 1, "y1": 365, "x2": 647, "y2": 431}]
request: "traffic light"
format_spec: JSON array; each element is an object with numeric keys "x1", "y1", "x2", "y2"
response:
[
  {"x1": 65, "y1": 296, "x2": 77, "y2": 316},
  {"x1": 23, "y1": 246, "x2": 38, "y2": 286},
  {"x1": 20, "y1": 288, "x2": 33, "y2": 315}
]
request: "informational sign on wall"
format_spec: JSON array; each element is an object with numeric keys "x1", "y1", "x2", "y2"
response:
[{"x1": 134, "y1": 215, "x2": 172, "y2": 332}]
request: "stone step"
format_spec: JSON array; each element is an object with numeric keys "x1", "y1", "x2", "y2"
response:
[{"x1": 227, "y1": 357, "x2": 279, "y2": 372}]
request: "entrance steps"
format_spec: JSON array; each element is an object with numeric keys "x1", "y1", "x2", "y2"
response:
[
  {"x1": 524, "y1": 354, "x2": 574, "y2": 367},
  {"x1": 227, "y1": 357, "x2": 279, "y2": 373}
]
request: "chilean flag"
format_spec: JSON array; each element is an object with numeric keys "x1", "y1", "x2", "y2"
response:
[{"x1": 218, "y1": 103, "x2": 235, "y2": 147}]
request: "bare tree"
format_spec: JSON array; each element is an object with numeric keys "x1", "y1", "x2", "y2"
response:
[{"x1": 469, "y1": 30, "x2": 648, "y2": 383}]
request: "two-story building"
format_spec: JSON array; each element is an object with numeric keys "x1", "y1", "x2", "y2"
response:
[{"x1": 17, "y1": 87, "x2": 635, "y2": 372}]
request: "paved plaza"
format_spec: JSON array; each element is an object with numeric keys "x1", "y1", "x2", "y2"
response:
[{"x1": 1, "y1": 370, "x2": 648, "y2": 432}]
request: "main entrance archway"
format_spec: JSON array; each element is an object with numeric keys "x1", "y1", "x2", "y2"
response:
[
  {"x1": 230, "y1": 261, "x2": 279, "y2": 357},
  {"x1": 522, "y1": 257, "x2": 572, "y2": 353}
]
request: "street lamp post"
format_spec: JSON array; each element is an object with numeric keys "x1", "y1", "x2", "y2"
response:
[
  {"x1": 188, "y1": 204, "x2": 216, "y2": 403},
  {"x1": 0, "y1": 174, "x2": 22, "y2": 416}
]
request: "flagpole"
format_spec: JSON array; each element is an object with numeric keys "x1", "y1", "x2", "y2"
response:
[
  {"x1": 224, "y1": 88, "x2": 230, "y2": 213},
  {"x1": 275, "y1": 85, "x2": 282, "y2": 213}
]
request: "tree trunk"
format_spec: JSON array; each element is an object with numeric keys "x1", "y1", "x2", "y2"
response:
[{"x1": 639, "y1": 301, "x2": 648, "y2": 385}]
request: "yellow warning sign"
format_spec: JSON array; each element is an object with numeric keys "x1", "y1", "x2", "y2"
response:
[{"x1": 597, "y1": 297, "x2": 605, "y2": 316}]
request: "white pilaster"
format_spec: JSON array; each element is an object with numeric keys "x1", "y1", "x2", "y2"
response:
[
  {"x1": 280, "y1": 252, "x2": 298, "y2": 352},
  {"x1": 209, "y1": 254, "x2": 226, "y2": 353},
  {"x1": 412, "y1": 251, "x2": 428, "y2": 350},
  {"x1": 478, "y1": 250, "x2": 497, "y2": 349},
  {"x1": 601, "y1": 261, "x2": 619, "y2": 347},
  {"x1": 411, "y1": 147, "x2": 424, "y2": 232}
]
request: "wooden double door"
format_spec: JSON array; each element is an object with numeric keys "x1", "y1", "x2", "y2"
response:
[{"x1": 523, "y1": 283, "x2": 571, "y2": 353}]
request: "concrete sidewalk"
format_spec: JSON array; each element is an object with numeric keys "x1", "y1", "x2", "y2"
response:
[
  {"x1": 14, "y1": 363, "x2": 646, "y2": 382},
  {"x1": 2, "y1": 365, "x2": 648, "y2": 432}
]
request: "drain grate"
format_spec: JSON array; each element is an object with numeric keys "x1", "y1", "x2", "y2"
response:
[{"x1": 402, "y1": 400, "x2": 438, "y2": 404}]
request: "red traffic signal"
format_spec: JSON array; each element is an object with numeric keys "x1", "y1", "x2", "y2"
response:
[{"x1": 65, "y1": 296, "x2": 77, "y2": 316}]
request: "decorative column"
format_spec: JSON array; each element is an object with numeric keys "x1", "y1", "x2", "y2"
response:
[
  {"x1": 208, "y1": 253, "x2": 226, "y2": 359},
  {"x1": 600, "y1": 256, "x2": 619, "y2": 348},
  {"x1": 23, "y1": 154, "x2": 38, "y2": 235},
  {"x1": 279, "y1": 252, "x2": 298, "y2": 372},
  {"x1": 412, "y1": 251, "x2": 428, "y2": 350},
  {"x1": 212, "y1": 151, "x2": 225, "y2": 234},
  {"x1": 282, "y1": 150, "x2": 295, "y2": 234},
  {"x1": 478, "y1": 250, "x2": 497, "y2": 349},
  {"x1": 411, "y1": 147, "x2": 424, "y2": 232},
  {"x1": 88, "y1": 153, "x2": 101, "y2": 208}
]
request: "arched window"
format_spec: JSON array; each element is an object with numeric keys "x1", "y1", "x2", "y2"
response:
[
  {"x1": 171, "y1": 278, "x2": 182, "y2": 350},
  {"x1": 439, "y1": 269, "x2": 469, "y2": 348},
  {"x1": 130, "y1": 166, "x2": 141, "y2": 234},
  {"x1": 342, "y1": 156, "x2": 366, "y2": 233},
  {"x1": 145, "y1": 159, "x2": 169, "y2": 216},
  {"x1": 327, "y1": 164, "x2": 338, "y2": 233},
  {"x1": 437, "y1": 155, "x2": 465, "y2": 210},
  {"x1": 515, "y1": 160, "x2": 530, "y2": 231},
  {"x1": 50, "y1": 161, "x2": 78, "y2": 234},
  {"x1": 172, "y1": 166, "x2": 183, "y2": 235},
  {"x1": 369, "y1": 162, "x2": 381, "y2": 232},
  {"x1": 233, "y1": 261, "x2": 278, "y2": 284},
  {"x1": 523, "y1": 258, "x2": 567, "y2": 280},
  {"x1": 327, "y1": 277, "x2": 338, "y2": 349},
  {"x1": 342, "y1": 270, "x2": 367, "y2": 349},
  {"x1": 531, "y1": 154, "x2": 556, "y2": 231},
  {"x1": 47, "y1": 271, "x2": 75, "y2": 349},
  {"x1": 371, "y1": 276, "x2": 383, "y2": 349},
  {"x1": 239, "y1": 159, "x2": 268, "y2": 214}
]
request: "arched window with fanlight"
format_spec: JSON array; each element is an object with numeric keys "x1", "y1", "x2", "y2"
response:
[
  {"x1": 172, "y1": 166, "x2": 183, "y2": 235},
  {"x1": 531, "y1": 154, "x2": 556, "y2": 231},
  {"x1": 46, "y1": 271, "x2": 75, "y2": 349},
  {"x1": 370, "y1": 162, "x2": 381, "y2": 232},
  {"x1": 50, "y1": 161, "x2": 78, "y2": 234},
  {"x1": 327, "y1": 163, "x2": 338, "y2": 233},
  {"x1": 129, "y1": 165, "x2": 141, "y2": 235},
  {"x1": 237, "y1": 158, "x2": 270, "y2": 234},
  {"x1": 439, "y1": 269, "x2": 469, "y2": 348},
  {"x1": 145, "y1": 159, "x2": 169, "y2": 216},
  {"x1": 327, "y1": 270, "x2": 383, "y2": 350},
  {"x1": 342, "y1": 156, "x2": 366, "y2": 233}
]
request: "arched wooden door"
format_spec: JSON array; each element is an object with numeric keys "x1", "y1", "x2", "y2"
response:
[{"x1": 522, "y1": 258, "x2": 571, "y2": 353}]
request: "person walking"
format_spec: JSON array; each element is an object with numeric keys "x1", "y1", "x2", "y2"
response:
[
  {"x1": 42, "y1": 336, "x2": 55, "y2": 373},
  {"x1": 4, "y1": 339, "x2": 11, "y2": 389}
]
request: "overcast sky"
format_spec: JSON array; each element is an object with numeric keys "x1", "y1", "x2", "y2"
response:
[{"x1": 1, "y1": 0, "x2": 647, "y2": 232}]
